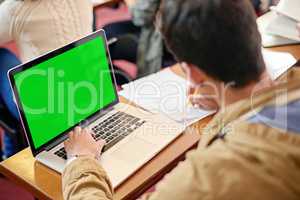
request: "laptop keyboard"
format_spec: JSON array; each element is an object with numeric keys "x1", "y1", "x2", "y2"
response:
[
  {"x1": 54, "y1": 148, "x2": 67, "y2": 160},
  {"x1": 54, "y1": 111, "x2": 146, "y2": 160}
]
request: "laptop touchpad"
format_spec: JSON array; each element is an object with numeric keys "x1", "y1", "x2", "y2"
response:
[{"x1": 111, "y1": 138, "x2": 157, "y2": 164}]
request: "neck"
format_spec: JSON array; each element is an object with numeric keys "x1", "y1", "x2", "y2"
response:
[{"x1": 220, "y1": 70, "x2": 274, "y2": 108}]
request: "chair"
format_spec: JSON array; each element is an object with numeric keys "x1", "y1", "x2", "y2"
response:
[{"x1": 0, "y1": 98, "x2": 28, "y2": 158}]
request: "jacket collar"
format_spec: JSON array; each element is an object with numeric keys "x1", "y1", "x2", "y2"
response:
[{"x1": 198, "y1": 68, "x2": 300, "y2": 148}]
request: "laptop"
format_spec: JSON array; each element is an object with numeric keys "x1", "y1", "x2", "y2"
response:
[{"x1": 8, "y1": 30, "x2": 184, "y2": 187}]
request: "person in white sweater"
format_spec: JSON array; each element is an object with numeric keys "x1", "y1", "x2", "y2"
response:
[{"x1": 0, "y1": 0, "x2": 93, "y2": 158}]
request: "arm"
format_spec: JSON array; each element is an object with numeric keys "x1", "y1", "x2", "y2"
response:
[
  {"x1": 62, "y1": 127, "x2": 113, "y2": 200},
  {"x1": 140, "y1": 152, "x2": 206, "y2": 200},
  {"x1": 129, "y1": 0, "x2": 161, "y2": 27},
  {"x1": 62, "y1": 127, "x2": 203, "y2": 200},
  {"x1": 62, "y1": 127, "x2": 206, "y2": 200},
  {"x1": 62, "y1": 157, "x2": 113, "y2": 200},
  {"x1": 62, "y1": 127, "x2": 257, "y2": 200}
]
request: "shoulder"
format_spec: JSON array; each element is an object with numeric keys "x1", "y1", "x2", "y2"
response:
[
  {"x1": 0, "y1": 0, "x2": 23, "y2": 40},
  {"x1": 190, "y1": 131, "x2": 300, "y2": 199}
]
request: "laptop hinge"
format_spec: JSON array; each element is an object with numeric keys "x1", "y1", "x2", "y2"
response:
[
  {"x1": 45, "y1": 134, "x2": 68, "y2": 151},
  {"x1": 85, "y1": 106, "x2": 114, "y2": 126}
]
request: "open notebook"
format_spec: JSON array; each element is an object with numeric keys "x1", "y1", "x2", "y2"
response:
[{"x1": 119, "y1": 68, "x2": 215, "y2": 127}]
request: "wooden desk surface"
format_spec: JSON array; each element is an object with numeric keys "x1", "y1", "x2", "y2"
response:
[{"x1": 267, "y1": 45, "x2": 300, "y2": 60}]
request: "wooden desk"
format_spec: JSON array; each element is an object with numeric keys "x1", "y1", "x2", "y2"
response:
[
  {"x1": 0, "y1": 65, "x2": 211, "y2": 200},
  {"x1": 267, "y1": 45, "x2": 300, "y2": 61},
  {"x1": 1, "y1": 14, "x2": 300, "y2": 200}
]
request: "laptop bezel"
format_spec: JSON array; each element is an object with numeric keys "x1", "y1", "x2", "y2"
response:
[{"x1": 8, "y1": 30, "x2": 119, "y2": 156}]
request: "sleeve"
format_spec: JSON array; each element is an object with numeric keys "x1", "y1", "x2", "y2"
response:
[
  {"x1": 139, "y1": 151, "x2": 207, "y2": 200},
  {"x1": 0, "y1": 0, "x2": 18, "y2": 44},
  {"x1": 140, "y1": 145, "x2": 257, "y2": 200},
  {"x1": 62, "y1": 156, "x2": 114, "y2": 200},
  {"x1": 62, "y1": 152, "x2": 204, "y2": 200},
  {"x1": 63, "y1": 143, "x2": 258, "y2": 200},
  {"x1": 130, "y1": 0, "x2": 161, "y2": 27}
]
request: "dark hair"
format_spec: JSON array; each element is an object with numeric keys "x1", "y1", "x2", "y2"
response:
[{"x1": 159, "y1": 0, "x2": 265, "y2": 88}]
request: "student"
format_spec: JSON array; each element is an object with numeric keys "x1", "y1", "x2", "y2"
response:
[
  {"x1": 104, "y1": 0, "x2": 176, "y2": 78},
  {"x1": 0, "y1": 0, "x2": 93, "y2": 157},
  {"x1": 106, "y1": 0, "x2": 262, "y2": 79},
  {"x1": 62, "y1": 0, "x2": 300, "y2": 199},
  {"x1": 251, "y1": 0, "x2": 261, "y2": 11}
]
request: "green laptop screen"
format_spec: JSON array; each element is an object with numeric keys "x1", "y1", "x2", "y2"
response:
[{"x1": 14, "y1": 36, "x2": 117, "y2": 149}]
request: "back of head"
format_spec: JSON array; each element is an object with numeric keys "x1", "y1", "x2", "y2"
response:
[{"x1": 159, "y1": 0, "x2": 265, "y2": 88}]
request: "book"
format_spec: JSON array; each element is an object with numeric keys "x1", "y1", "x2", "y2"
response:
[
  {"x1": 264, "y1": 0, "x2": 300, "y2": 42},
  {"x1": 266, "y1": 11, "x2": 300, "y2": 41},
  {"x1": 257, "y1": 11, "x2": 300, "y2": 47},
  {"x1": 272, "y1": 0, "x2": 300, "y2": 21}
]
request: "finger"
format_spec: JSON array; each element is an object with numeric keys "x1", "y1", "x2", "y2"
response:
[
  {"x1": 82, "y1": 128, "x2": 91, "y2": 135},
  {"x1": 97, "y1": 139, "x2": 106, "y2": 152},
  {"x1": 73, "y1": 126, "x2": 82, "y2": 140},
  {"x1": 189, "y1": 95, "x2": 206, "y2": 105},
  {"x1": 194, "y1": 85, "x2": 206, "y2": 94},
  {"x1": 82, "y1": 128, "x2": 94, "y2": 140},
  {"x1": 64, "y1": 139, "x2": 71, "y2": 151},
  {"x1": 189, "y1": 92, "x2": 213, "y2": 102},
  {"x1": 64, "y1": 140, "x2": 74, "y2": 158},
  {"x1": 69, "y1": 131, "x2": 75, "y2": 141},
  {"x1": 75, "y1": 126, "x2": 82, "y2": 135},
  {"x1": 85, "y1": 128, "x2": 93, "y2": 135},
  {"x1": 198, "y1": 99, "x2": 218, "y2": 110},
  {"x1": 190, "y1": 96, "x2": 218, "y2": 110},
  {"x1": 188, "y1": 86, "x2": 196, "y2": 96}
]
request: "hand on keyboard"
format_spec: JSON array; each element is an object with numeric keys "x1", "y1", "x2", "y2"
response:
[{"x1": 64, "y1": 126, "x2": 105, "y2": 160}]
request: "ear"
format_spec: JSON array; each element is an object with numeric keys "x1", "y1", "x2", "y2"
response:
[{"x1": 182, "y1": 62, "x2": 209, "y2": 85}]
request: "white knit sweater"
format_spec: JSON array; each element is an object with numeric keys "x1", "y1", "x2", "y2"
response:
[{"x1": 0, "y1": 0, "x2": 93, "y2": 62}]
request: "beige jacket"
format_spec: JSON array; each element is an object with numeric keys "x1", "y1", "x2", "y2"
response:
[
  {"x1": 62, "y1": 68, "x2": 300, "y2": 200},
  {"x1": 0, "y1": 0, "x2": 93, "y2": 62}
]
